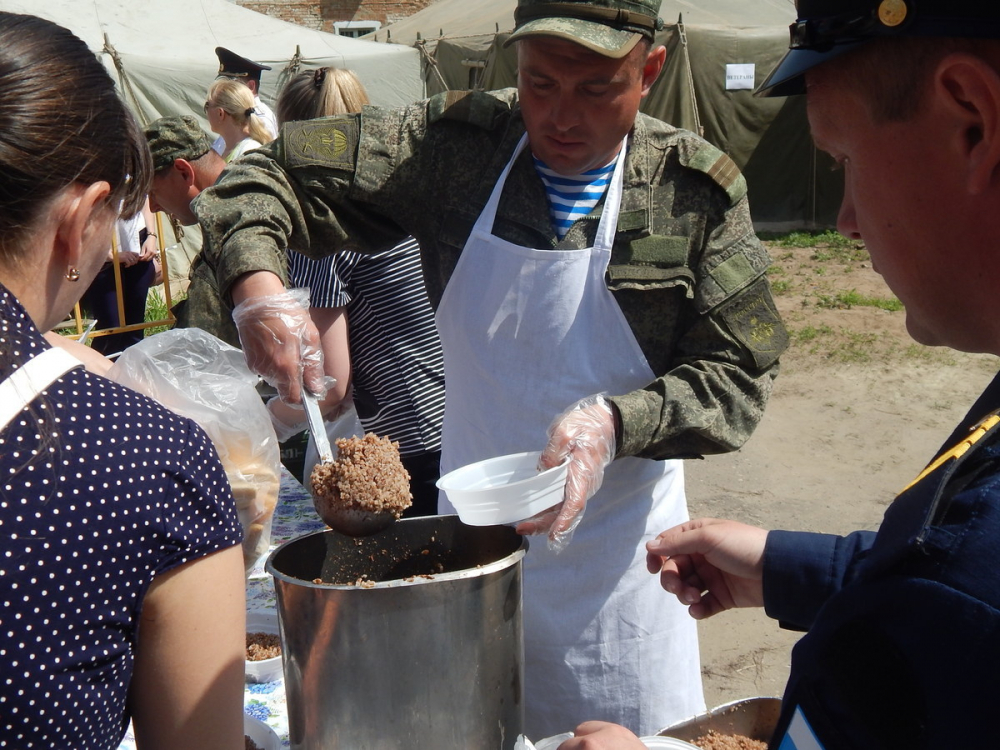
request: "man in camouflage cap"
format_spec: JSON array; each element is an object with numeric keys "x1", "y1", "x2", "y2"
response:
[
  {"x1": 143, "y1": 115, "x2": 238, "y2": 347},
  {"x1": 566, "y1": 1, "x2": 1000, "y2": 748},
  {"x1": 193, "y1": 0, "x2": 788, "y2": 736}
]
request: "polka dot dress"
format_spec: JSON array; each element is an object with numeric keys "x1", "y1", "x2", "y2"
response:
[{"x1": 0, "y1": 285, "x2": 243, "y2": 749}]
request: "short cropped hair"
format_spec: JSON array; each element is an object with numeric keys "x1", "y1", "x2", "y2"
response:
[{"x1": 832, "y1": 36, "x2": 1000, "y2": 122}]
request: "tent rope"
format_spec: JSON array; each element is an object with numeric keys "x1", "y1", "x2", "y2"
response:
[
  {"x1": 276, "y1": 45, "x2": 305, "y2": 96},
  {"x1": 415, "y1": 39, "x2": 450, "y2": 91},
  {"x1": 101, "y1": 34, "x2": 149, "y2": 128}
]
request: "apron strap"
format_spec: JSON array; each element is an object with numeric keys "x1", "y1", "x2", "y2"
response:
[{"x1": 0, "y1": 347, "x2": 82, "y2": 434}]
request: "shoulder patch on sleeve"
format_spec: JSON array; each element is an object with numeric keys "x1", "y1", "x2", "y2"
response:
[
  {"x1": 282, "y1": 117, "x2": 359, "y2": 172},
  {"x1": 678, "y1": 140, "x2": 747, "y2": 206},
  {"x1": 427, "y1": 89, "x2": 509, "y2": 129},
  {"x1": 716, "y1": 277, "x2": 789, "y2": 370}
]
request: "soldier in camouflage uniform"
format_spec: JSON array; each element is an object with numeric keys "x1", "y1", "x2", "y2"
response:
[
  {"x1": 194, "y1": 0, "x2": 789, "y2": 738},
  {"x1": 144, "y1": 116, "x2": 240, "y2": 348}
]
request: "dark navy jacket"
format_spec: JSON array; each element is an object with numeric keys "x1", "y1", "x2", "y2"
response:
[{"x1": 763, "y1": 372, "x2": 1000, "y2": 749}]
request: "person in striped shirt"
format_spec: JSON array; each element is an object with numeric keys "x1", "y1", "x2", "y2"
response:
[{"x1": 265, "y1": 67, "x2": 446, "y2": 516}]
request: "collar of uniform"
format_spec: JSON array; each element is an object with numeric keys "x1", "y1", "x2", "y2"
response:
[
  {"x1": 490, "y1": 113, "x2": 564, "y2": 246},
  {"x1": 563, "y1": 115, "x2": 651, "y2": 244}
]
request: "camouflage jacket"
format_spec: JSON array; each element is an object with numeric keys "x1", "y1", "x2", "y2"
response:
[
  {"x1": 171, "y1": 250, "x2": 241, "y2": 349},
  {"x1": 194, "y1": 88, "x2": 789, "y2": 460}
]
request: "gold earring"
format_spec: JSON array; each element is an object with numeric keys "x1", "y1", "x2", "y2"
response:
[{"x1": 65, "y1": 267, "x2": 81, "y2": 282}]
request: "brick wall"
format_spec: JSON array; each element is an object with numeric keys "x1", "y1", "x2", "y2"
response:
[{"x1": 234, "y1": 0, "x2": 435, "y2": 32}]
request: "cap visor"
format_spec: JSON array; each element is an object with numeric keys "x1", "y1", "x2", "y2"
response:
[
  {"x1": 756, "y1": 43, "x2": 866, "y2": 97},
  {"x1": 503, "y1": 18, "x2": 641, "y2": 59}
]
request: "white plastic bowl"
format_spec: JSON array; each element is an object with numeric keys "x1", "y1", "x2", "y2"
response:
[
  {"x1": 245, "y1": 609, "x2": 283, "y2": 684},
  {"x1": 436, "y1": 451, "x2": 569, "y2": 526},
  {"x1": 244, "y1": 714, "x2": 281, "y2": 750},
  {"x1": 640, "y1": 738, "x2": 699, "y2": 749}
]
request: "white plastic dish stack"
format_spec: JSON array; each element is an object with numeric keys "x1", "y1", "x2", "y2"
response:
[
  {"x1": 244, "y1": 714, "x2": 281, "y2": 750},
  {"x1": 245, "y1": 609, "x2": 283, "y2": 684},
  {"x1": 436, "y1": 451, "x2": 569, "y2": 526}
]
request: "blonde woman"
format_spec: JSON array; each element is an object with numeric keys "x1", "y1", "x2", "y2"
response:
[
  {"x1": 204, "y1": 78, "x2": 273, "y2": 163},
  {"x1": 275, "y1": 65, "x2": 370, "y2": 123}
]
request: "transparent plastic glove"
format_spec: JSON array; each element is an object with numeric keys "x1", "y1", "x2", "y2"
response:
[
  {"x1": 265, "y1": 375, "x2": 337, "y2": 442},
  {"x1": 516, "y1": 394, "x2": 617, "y2": 553},
  {"x1": 231, "y1": 287, "x2": 324, "y2": 404}
]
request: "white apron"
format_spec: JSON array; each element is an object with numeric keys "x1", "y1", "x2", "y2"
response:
[{"x1": 436, "y1": 134, "x2": 704, "y2": 738}]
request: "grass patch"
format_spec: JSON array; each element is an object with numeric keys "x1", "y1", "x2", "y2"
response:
[
  {"x1": 144, "y1": 288, "x2": 182, "y2": 337},
  {"x1": 770, "y1": 279, "x2": 791, "y2": 295},
  {"x1": 794, "y1": 324, "x2": 833, "y2": 343},
  {"x1": 815, "y1": 290, "x2": 903, "y2": 312},
  {"x1": 759, "y1": 229, "x2": 854, "y2": 248},
  {"x1": 761, "y1": 230, "x2": 869, "y2": 265}
]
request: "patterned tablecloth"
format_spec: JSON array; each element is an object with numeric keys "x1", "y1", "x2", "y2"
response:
[{"x1": 118, "y1": 467, "x2": 327, "y2": 750}]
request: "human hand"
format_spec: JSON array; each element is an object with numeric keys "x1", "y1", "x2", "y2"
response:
[
  {"x1": 118, "y1": 249, "x2": 140, "y2": 267},
  {"x1": 557, "y1": 721, "x2": 646, "y2": 750},
  {"x1": 139, "y1": 233, "x2": 158, "y2": 261},
  {"x1": 231, "y1": 286, "x2": 324, "y2": 404},
  {"x1": 646, "y1": 518, "x2": 768, "y2": 620},
  {"x1": 516, "y1": 394, "x2": 616, "y2": 552}
]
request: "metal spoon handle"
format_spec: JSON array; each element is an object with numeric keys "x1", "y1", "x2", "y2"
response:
[{"x1": 302, "y1": 391, "x2": 334, "y2": 465}]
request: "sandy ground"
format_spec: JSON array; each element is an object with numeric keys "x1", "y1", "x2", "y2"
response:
[{"x1": 687, "y1": 240, "x2": 999, "y2": 708}]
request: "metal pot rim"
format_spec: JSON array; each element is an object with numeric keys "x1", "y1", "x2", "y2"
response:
[{"x1": 265, "y1": 527, "x2": 527, "y2": 590}]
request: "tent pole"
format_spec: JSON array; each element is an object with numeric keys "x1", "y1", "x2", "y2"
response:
[
  {"x1": 676, "y1": 15, "x2": 703, "y2": 138},
  {"x1": 277, "y1": 45, "x2": 304, "y2": 95}
]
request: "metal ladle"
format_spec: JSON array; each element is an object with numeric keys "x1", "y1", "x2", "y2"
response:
[{"x1": 302, "y1": 390, "x2": 397, "y2": 536}]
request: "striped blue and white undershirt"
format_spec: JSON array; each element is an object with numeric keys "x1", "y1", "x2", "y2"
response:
[{"x1": 533, "y1": 155, "x2": 616, "y2": 239}]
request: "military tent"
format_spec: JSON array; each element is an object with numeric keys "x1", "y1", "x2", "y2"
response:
[
  {"x1": 3, "y1": 0, "x2": 424, "y2": 122},
  {"x1": 370, "y1": 0, "x2": 843, "y2": 230},
  {"x1": 1, "y1": 0, "x2": 425, "y2": 290}
]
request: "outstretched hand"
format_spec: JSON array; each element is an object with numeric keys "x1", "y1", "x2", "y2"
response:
[{"x1": 645, "y1": 518, "x2": 769, "y2": 620}]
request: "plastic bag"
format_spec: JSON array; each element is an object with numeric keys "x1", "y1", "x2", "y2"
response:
[{"x1": 108, "y1": 328, "x2": 281, "y2": 575}]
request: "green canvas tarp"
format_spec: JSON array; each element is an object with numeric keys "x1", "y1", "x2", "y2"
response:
[
  {"x1": 2, "y1": 0, "x2": 426, "y2": 280},
  {"x1": 4, "y1": 0, "x2": 424, "y2": 122},
  {"x1": 372, "y1": 0, "x2": 843, "y2": 230}
]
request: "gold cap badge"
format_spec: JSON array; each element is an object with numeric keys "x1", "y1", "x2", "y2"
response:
[{"x1": 878, "y1": 0, "x2": 908, "y2": 28}]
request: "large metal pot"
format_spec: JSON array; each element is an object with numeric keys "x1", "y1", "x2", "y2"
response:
[{"x1": 267, "y1": 515, "x2": 526, "y2": 749}]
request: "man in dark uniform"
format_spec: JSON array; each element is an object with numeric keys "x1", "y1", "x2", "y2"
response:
[
  {"x1": 212, "y1": 47, "x2": 278, "y2": 152},
  {"x1": 566, "y1": 1, "x2": 1000, "y2": 748}
]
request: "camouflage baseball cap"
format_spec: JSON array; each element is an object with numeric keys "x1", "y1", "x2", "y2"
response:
[
  {"x1": 758, "y1": 0, "x2": 1000, "y2": 97},
  {"x1": 503, "y1": 0, "x2": 664, "y2": 59},
  {"x1": 144, "y1": 115, "x2": 214, "y2": 172}
]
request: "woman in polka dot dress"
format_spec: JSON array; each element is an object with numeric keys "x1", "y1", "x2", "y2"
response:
[{"x1": 0, "y1": 13, "x2": 246, "y2": 750}]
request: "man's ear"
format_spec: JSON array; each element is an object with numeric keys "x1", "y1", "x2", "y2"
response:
[
  {"x1": 641, "y1": 44, "x2": 666, "y2": 97},
  {"x1": 53, "y1": 181, "x2": 112, "y2": 270},
  {"x1": 936, "y1": 53, "x2": 1000, "y2": 195},
  {"x1": 174, "y1": 158, "x2": 197, "y2": 187}
]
